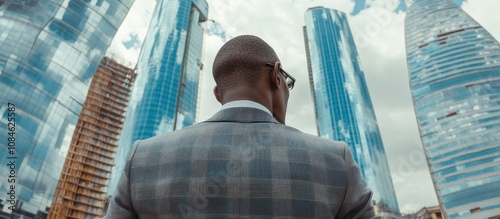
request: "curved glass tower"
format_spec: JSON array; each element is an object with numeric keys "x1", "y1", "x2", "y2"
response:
[
  {"x1": 108, "y1": 0, "x2": 208, "y2": 195},
  {"x1": 405, "y1": 0, "x2": 500, "y2": 218},
  {"x1": 0, "y1": 0, "x2": 133, "y2": 217},
  {"x1": 304, "y1": 7, "x2": 399, "y2": 213}
]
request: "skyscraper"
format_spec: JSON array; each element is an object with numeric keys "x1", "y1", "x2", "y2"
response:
[
  {"x1": 405, "y1": 0, "x2": 500, "y2": 218},
  {"x1": 108, "y1": 0, "x2": 209, "y2": 195},
  {"x1": 0, "y1": 1, "x2": 133, "y2": 217},
  {"x1": 47, "y1": 57, "x2": 136, "y2": 218},
  {"x1": 304, "y1": 7, "x2": 400, "y2": 213}
]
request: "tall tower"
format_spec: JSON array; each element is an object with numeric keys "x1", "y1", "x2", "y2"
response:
[
  {"x1": 47, "y1": 57, "x2": 136, "y2": 218},
  {"x1": 0, "y1": 1, "x2": 133, "y2": 217},
  {"x1": 405, "y1": 0, "x2": 500, "y2": 218},
  {"x1": 304, "y1": 7, "x2": 400, "y2": 213},
  {"x1": 108, "y1": 0, "x2": 209, "y2": 195}
]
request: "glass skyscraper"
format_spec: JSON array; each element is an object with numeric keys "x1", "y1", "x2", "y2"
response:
[
  {"x1": 0, "y1": 0, "x2": 133, "y2": 217},
  {"x1": 405, "y1": 0, "x2": 500, "y2": 218},
  {"x1": 304, "y1": 7, "x2": 400, "y2": 213},
  {"x1": 108, "y1": 0, "x2": 209, "y2": 195}
]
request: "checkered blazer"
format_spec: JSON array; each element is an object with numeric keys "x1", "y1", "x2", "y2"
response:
[{"x1": 105, "y1": 108, "x2": 374, "y2": 219}]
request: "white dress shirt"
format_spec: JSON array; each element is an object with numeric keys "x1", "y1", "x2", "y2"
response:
[{"x1": 220, "y1": 100, "x2": 272, "y2": 116}]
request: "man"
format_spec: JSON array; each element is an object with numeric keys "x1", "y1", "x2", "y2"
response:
[{"x1": 105, "y1": 35, "x2": 374, "y2": 218}]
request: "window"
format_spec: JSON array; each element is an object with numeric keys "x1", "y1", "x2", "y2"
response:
[{"x1": 470, "y1": 207, "x2": 481, "y2": 214}]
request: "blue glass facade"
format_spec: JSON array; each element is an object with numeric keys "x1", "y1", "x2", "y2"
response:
[
  {"x1": 304, "y1": 7, "x2": 400, "y2": 213},
  {"x1": 0, "y1": 0, "x2": 133, "y2": 217},
  {"x1": 406, "y1": 0, "x2": 500, "y2": 218},
  {"x1": 109, "y1": 0, "x2": 208, "y2": 195}
]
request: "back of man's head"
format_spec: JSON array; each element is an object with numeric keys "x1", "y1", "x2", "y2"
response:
[{"x1": 213, "y1": 35, "x2": 279, "y2": 94}]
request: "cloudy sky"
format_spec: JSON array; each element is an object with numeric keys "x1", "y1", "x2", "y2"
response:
[{"x1": 106, "y1": 0, "x2": 500, "y2": 213}]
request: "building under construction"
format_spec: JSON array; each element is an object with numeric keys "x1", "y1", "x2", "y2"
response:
[{"x1": 47, "y1": 57, "x2": 136, "y2": 218}]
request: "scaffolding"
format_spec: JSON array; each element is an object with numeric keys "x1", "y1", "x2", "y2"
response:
[{"x1": 47, "y1": 57, "x2": 137, "y2": 219}]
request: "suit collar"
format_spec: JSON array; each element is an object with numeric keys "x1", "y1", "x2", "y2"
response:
[{"x1": 204, "y1": 107, "x2": 281, "y2": 124}]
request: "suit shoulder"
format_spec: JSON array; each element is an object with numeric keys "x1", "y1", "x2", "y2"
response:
[
  {"x1": 282, "y1": 125, "x2": 347, "y2": 156},
  {"x1": 134, "y1": 123, "x2": 208, "y2": 151},
  {"x1": 283, "y1": 124, "x2": 345, "y2": 146}
]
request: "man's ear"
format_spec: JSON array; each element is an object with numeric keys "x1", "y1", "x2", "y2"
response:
[
  {"x1": 213, "y1": 86, "x2": 222, "y2": 104},
  {"x1": 270, "y1": 62, "x2": 281, "y2": 89}
]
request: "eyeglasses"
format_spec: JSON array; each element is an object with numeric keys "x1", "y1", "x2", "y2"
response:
[{"x1": 265, "y1": 63, "x2": 296, "y2": 90}]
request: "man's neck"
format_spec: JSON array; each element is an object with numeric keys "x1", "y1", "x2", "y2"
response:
[{"x1": 221, "y1": 87, "x2": 273, "y2": 113}]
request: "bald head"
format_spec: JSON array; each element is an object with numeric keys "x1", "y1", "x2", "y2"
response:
[{"x1": 213, "y1": 35, "x2": 279, "y2": 93}]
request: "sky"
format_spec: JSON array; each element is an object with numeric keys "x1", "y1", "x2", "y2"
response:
[{"x1": 106, "y1": 0, "x2": 500, "y2": 213}]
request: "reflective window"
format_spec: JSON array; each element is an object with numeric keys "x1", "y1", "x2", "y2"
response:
[
  {"x1": 0, "y1": 0, "x2": 133, "y2": 216},
  {"x1": 304, "y1": 7, "x2": 399, "y2": 213},
  {"x1": 108, "y1": 0, "x2": 209, "y2": 195},
  {"x1": 406, "y1": 0, "x2": 500, "y2": 218}
]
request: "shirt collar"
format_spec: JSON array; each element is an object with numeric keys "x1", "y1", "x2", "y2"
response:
[{"x1": 220, "y1": 100, "x2": 272, "y2": 116}]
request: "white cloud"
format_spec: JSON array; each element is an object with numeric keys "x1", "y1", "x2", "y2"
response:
[
  {"x1": 110, "y1": 0, "x2": 500, "y2": 214},
  {"x1": 106, "y1": 0, "x2": 156, "y2": 66},
  {"x1": 405, "y1": 0, "x2": 414, "y2": 8},
  {"x1": 462, "y1": 0, "x2": 500, "y2": 42},
  {"x1": 365, "y1": 0, "x2": 400, "y2": 9}
]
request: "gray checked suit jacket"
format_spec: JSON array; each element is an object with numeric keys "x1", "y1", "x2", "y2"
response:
[{"x1": 105, "y1": 107, "x2": 374, "y2": 219}]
